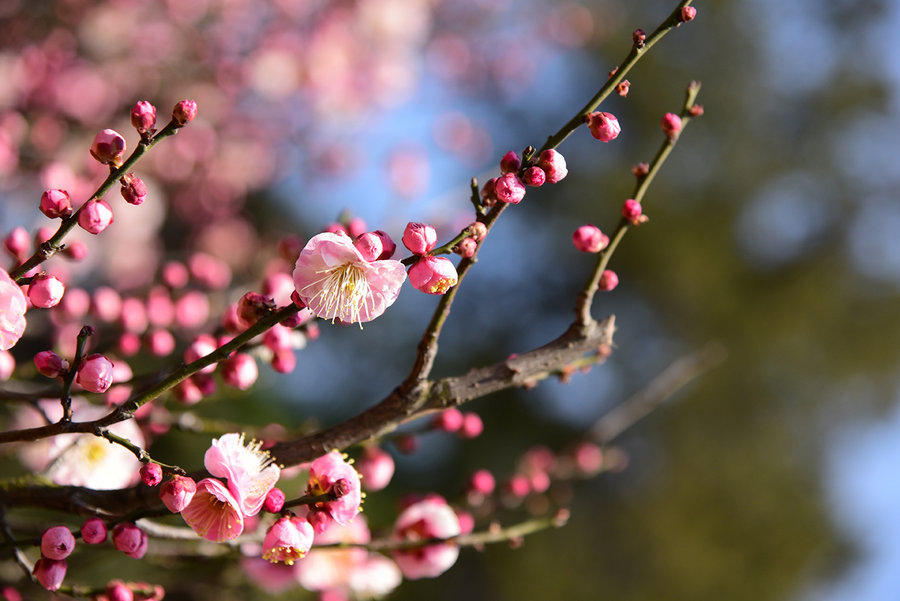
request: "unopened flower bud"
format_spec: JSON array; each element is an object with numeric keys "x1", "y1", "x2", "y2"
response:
[
  {"x1": 622, "y1": 199, "x2": 643, "y2": 222},
  {"x1": 271, "y1": 348, "x2": 296, "y2": 373},
  {"x1": 34, "y1": 350, "x2": 68, "y2": 377},
  {"x1": 4, "y1": 227, "x2": 28, "y2": 257},
  {"x1": 661, "y1": 112, "x2": 683, "y2": 137},
  {"x1": 456, "y1": 237, "x2": 477, "y2": 258},
  {"x1": 347, "y1": 216, "x2": 367, "y2": 239},
  {"x1": 689, "y1": 104, "x2": 705, "y2": 117},
  {"x1": 221, "y1": 353, "x2": 258, "y2": 390},
  {"x1": 409, "y1": 256, "x2": 458, "y2": 295},
  {"x1": 39, "y1": 189, "x2": 72, "y2": 219},
  {"x1": 357, "y1": 445, "x2": 395, "y2": 492},
  {"x1": 172, "y1": 99, "x2": 198, "y2": 126},
  {"x1": 522, "y1": 165, "x2": 546, "y2": 187},
  {"x1": 140, "y1": 463, "x2": 163, "y2": 487},
  {"x1": 41, "y1": 526, "x2": 75, "y2": 560},
  {"x1": 632, "y1": 28, "x2": 646, "y2": 48},
  {"x1": 572, "y1": 225, "x2": 609, "y2": 253},
  {"x1": 469, "y1": 469, "x2": 496, "y2": 496},
  {"x1": 680, "y1": 6, "x2": 697, "y2": 22},
  {"x1": 586, "y1": 112, "x2": 621, "y2": 142},
  {"x1": 480, "y1": 177, "x2": 498, "y2": 206},
  {"x1": 62, "y1": 240, "x2": 87, "y2": 261},
  {"x1": 90, "y1": 129, "x2": 126, "y2": 166},
  {"x1": 32, "y1": 558, "x2": 66, "y2": 591},
  {"x1": 78, "y1": 199, "x2": 114, "y2": 234},
  {"x1": 28, "y1": 273, "x2": 65, "y2": 308},
  {"x1": 120, "y1": 173, "x2": 148, "y2": 205},
  {"x1": 131, "y1": 100, "x2": 157, "y2": 134},
  {"x1": 373, "y1": 230, "x2": 397, "y2": 259},
  {"x1": 494, "y1": 172, "x2": 526, "y2": 204},
  {"x1": 106, "y1": 580, "x2": 134, "y2": 601},
  {"x1": 76, "y1": 353, "x2": 114, "y2": 393},
  {"x1": 159, "y1": 474, "x2": 197, "y2": 513},
  {"x1": 331, "y1": 478, "x2": 350, "y2": 498},
  {"x1": 460, "y1": 412, "x2": 484, "y2": 438},
  {"x1": 353, "y1": 232, "x2": 383, "y2": 261},
  {"x1": 598, "y1": 269, "x2": 619, "y2": 291},
  {"x1": 499, "y1": 150, "x2": 521, "y2": 174},
  {"x1": 632, "y1": 162, "x2": 650, "y2": 178},
  {"x1": 81, "y1": 517, "x2": 107, "y2": 544},
  {"x1": 617, "y1": 79, "x2": 631, "y2": 97},
  {"x1": 402, "y1": 222, "x2": 438, "y2": 255},
  {"x1": 433, "y1": 408, "x2": 464, "y2": 432},
  {"x1": 538, "y1": 149, "x2": 568, "y2": 183},
  {"x1": 237, "y1": 292, "x2": 274, "y2": 327},
  {"x1": 468, "y1": 222, "x2": 487, "y2": 241},
  {"x1": 263, "y1": 487, "x2": 286, "y2": 513},
  {"x1": 112, "y1": 523, "x2": 147, "y2": 558}
]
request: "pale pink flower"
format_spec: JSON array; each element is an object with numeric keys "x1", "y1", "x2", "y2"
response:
[
  {"x1": 391, "y1": 496, "x2": 461, "y2": 579},
  {"x1": 305, "y1": 451, "x2": 362, "y2": 532},
  {"x1": 76, "y1": 353, "x2": 114, "y2": 393},
  {"x1": 292, "y1": 232, "x2": 406, "y2": 325},
  {"x1": 408, "y1": 256, "x2": 458, "y2": 295},
  {"x1": 262, "y1": 515, "x2": 314, "y2": 565},
  {"x1": 181, "y1": 477, "x2": 245, "y2": 541},
  {"x1": 204, "y1": 433, "x2": 281, "y2": 517},
  {"x1": 159, "y1": 474, "x2": 197, "y2": 513},
  {"x1": 0, "y1": 268, "x2": 26, "y2": 351},
  {"x1": 357, "y1": 445, "x2": 395, "y2": 492}
]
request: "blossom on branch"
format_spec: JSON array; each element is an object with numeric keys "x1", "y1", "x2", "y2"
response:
[
  {"x1": 0, "y1": 268, "x2": 26, "y2": 350},
  {"x1": 204, "y1": 433, "x2": 281, "y2": 517},
  {"x1": 305, "y1": 450, "x2": 362, "y2": 533},
  {"x1": 181, "y1": 477, "x2": 245, "y2": 542},
  {"x1": 391, "y1": 495, "x2": 461, "y2": 579}
]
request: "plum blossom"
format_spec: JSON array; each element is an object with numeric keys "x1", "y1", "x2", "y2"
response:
[
  {"x1": 391, "y1": 495, "x2": 461, "y2": 579},
  {"x1": 0, "y1": 268, "x2": 26, "y2": 351},
  {"x1": 181, "y1": 477, "x2": 245, "y2": 542},
  {"x1": 305, "y1": 450, "x2": 362, "y2": 532},
  {"x1": 204, "y1": 433, "x2": 281, "y2": 517},
  {"x1": 292, "y1": 232, "x2": 406, "y2": 325},
  {"x1": 261, "y1": 515, "x2": 314, "y2": 565}
]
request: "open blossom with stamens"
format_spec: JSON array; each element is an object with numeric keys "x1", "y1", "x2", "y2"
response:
[
  {"x1": 292, "y1": 232, "x2": 406, "y2": 325},
  {"x1": 204, "y1": 433, "x2": 280, "y2": 517},
  {"x1": 181, "y1": 477, "x2": 245, "y2": 541},
  {"x1": 261, "y1": 515, "x2": 314, "y2": 565},
  {"x1": 305, "y1": 450, "x2": 362, "y2": 532}
]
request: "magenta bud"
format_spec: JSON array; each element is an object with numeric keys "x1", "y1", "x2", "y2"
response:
[
  {"x1": 622, "y1": 199, "x2": 643, "y2": 222},
  {"x1": 469, "y1": 469, "x2": 496, "y2": 496},
  {"x1": 106, "y1": 580, "x2": 134, "y2": 601},
  {"x1": 680, "y1": 6, "x2": 697, "y2": 22},
  {"x1": 661, "y1": 112, "x2": 683, "y2": 137},
  {"x1": 264, "y1": 487, "x2": 286, "y2": 513},
  {"x1": 409, "y1": 256, "x2": 458, "y2": 295},
  {"x1": 120, "y1": 173, "x2": 148, "y2": 205},
  {"x1": 271, "y1": 348, "x2": 297, "y2": 373},
  {"x1": 140, "y1": 463, "x2": 163, "y2": 487},
  {"x1": 81, "y1": 517, "x2": 107, "y2": 544},
  {"x1": 456, "y1": 237, "x2": 477, "y2": 258},
  {"x1": 221, "y1": 353, "x2": 258, "y2": 390},
  {"x1": 460, "y1": 412, "x2": 484, "y2": 438},
  {"x1": 131, "y1": 100, "x2": 157, "y2": 134},
  {"x1": 347, "y1": 216, "x2": 367, "y2": 239},
  {"x1": 586, "y1": 111, "x2": 621, "y2": 142},
  {"x1": 78, "y1": 199, "x2": 114, "y2": 234},
  {"x1": 159, "y1": 474, "x2": 197, "y2": 513},
  {"x1": 32, "y1": 558, "x2": 66, "y2": 591},
  {"x1": 572, "y1": 225, "x2": 609, "y2": 253},
  {"x1": 353, "y1": 232, "x2": 384, "y2": 262},
  {"x1": 236, "y1": 292, "x2": 274, "y2": 327},
  {"x1": 39, "y1": 189, "x2": 72, "y2": 219},
  {"x1": 373, "y1": 230, "x2": 397, "y2": 259},
  {"x1": 76, "y1": 353, "x2": 114, "y2": 393},
  {"x1": 27, "y1": 273, "x2": 65, "y2": 308},
  {"x1": 172, "y1": 99, "x2": 198, "y2": 126},
  {"x1": 112, "y1": 523, "x2": 146, "y2": 558},
  {"x1": 41, "y1": 526, "x2": 75, "y2": 560},
  {"x1": 90, "y1": 129, "x2": 126, "y2": 166},
  {"x1": 402, "y1": 222, "x2": 438, "y2": 255},
  {"x1": 4, "y1": 227, "x2": 29, "y2": 257},
  {"x1": 598, "y1": 269, "x2": 619, "y2": 291},
  {"x1": 522, "y1": 166, "x2": 546, "y2": 187},
  {"x1": 537, "y1": 149, "x2": 568, "y2": 183},
  {"x1": 357, "y1": 445, "x2": 395, "y2": 492},
  {"x1": 499, "y1": 150, "x2": 521, "y2": 174},
  {"x1": 34, "y1": 350, "x2": 69, "y2": 378},
  {"x1": 432, "y1": 408, "x2": 464, "y2": 432},
  {"x1": 493, "y1": 172, "x2": 526, "y2": 204}
]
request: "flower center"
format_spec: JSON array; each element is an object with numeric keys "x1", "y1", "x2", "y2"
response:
[{"x1": 302, "y1": 262, "x2": 373, "y2": 325}]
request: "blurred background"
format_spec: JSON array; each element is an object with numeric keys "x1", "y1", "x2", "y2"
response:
[{"x1": 2, "y1": 0, "x2": 899, "y2": 599}]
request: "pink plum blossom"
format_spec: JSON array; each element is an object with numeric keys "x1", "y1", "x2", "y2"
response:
[
  {"x1": 357, "y1": 445, "x2": 395, "y2": 492},
  {"x1": 32, "y1": 558, "x2": 66, "y2": 591},
  {"x1": 493, "y1": 172, "x2": 526, "y2": 204},
  {"x1": 131, "y1": 101, "x2": 157, "y2": 134},
  {"x1": 78, "y1": 199, "x2": 114, "y2": 234},
  {"x1": 39, "y1": 189, "x2": 72, "y2": 219},
  {"x1": 81, "y1": 517, "x2": 107, "y2": 544},
  {"x1": 181, "y1": 477, "x2": 245, "y2": 541},
  {"x1": 90, "y1": 129, "x2": 126, "y2": 165},
  {"x1": 402, "y1": 222, "x2": 438, "y2": 255},
  {"x1": 27, "y1": 273, "x2": 65, "y2": 308},
  {"x1": 292, "y1": 232, "x2": 406, "y2": 325},
  {"x1": 0, "y1": 268, "x2": 26, "y2": 350},
  {"x1": 391, "y1": 495, "x2": 461, "y2": 579},
  {"x1": 409, "y1": 256, "x2": 458, "y2": 295},
  {"x1": 572, "y1": 225, "x2": 609, "y2": 253},
  {"x1": 261, "y1": 515, "x2": 314, "y2": 565},
  {"x1": 221, "y1": 353, "x2": 259, "y2": 390},
  {"x1": 204, "y1": 433, "x2": 281, "y2": 517},
  {"x1": 586, "y1": 111, "x2": 621, "y2": 142},
  {"x1": 41, "y1": 526, "x2": 75, "y2": 560},
  {"x1": 172, "y1": 100, "x2": 198, "y2": 126},
  {"x1": 112, "y1": 523, "x2": 147, "y2": 558},
  {"x1": 76, "y1": 354, "x2": 114, "y2": 393},
  {"x1": 159, "y1": 475, "x2": 197, "y2": 513},
  {"x1": 538, "y1": 149, "x2": 568, "y2": 183},
  {"x1": 305, "y1": 450, "x2": 362, "y2": 532}
]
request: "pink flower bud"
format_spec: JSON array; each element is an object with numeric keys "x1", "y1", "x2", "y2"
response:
[
  {"x1": 395, "y1": 434, "x2": 418, "y2": 454},
  {"x1": 522, "y1": 165, "x2": 546, "y2": 187},
  {"x1": 469, "y1": 469, "x2": 495, "y2": 496},
  {"x1": 632, "y1": 28, "x2": 646, "y2": 48},
  {"x1": 159, "y1": 475, "x2": 197, "y2": 513},
  {"x1": 480, "y1": 177, "x2": 498, "y2": 206},
  {"x1": 90, "y1": 129, "x2": 126, "y2": 166},
  {"x1": 76, "y1": 353, "x2": 114, "y2": 393},
  {"x1": 586, "y1": 111, "x2": 621, "y2": 142},
  {"x1": 41, "y1": 526, "x2": 75, "y2": 560},
  {"x1": 499, "y1": 150, "x2": 521, "y2": 174},
  {"x1": 162, "y1": 261, "x2": 190, "y2": 288},
  {"x1": 373, "y1": 230, "x2": 397, "y2": 259},
  {"x1": 468, "y1": 222, "x2": 487, "y2": 242},
  {"x1": 27, "y1": 273, "x2": 64, "y2": 308},
  {"x1": 353, "y1": 232, "x2": 384, "y2": 261},
  {"x1": 120, "y1": 173, "x2": 148, "y2": 205},
  {"x1": 622, "y1": 198, "x2": 642, "y2": 221},
  {"x1": 409, "y1": 256, "x2": 458, "y2": 295},
  {"x1": 262, "y1": 515, "x2": 313, "y2": 565},
  {"x1": 81, "y1": 517, "x2": 107, "y2": 544},
  {"x1": 456, "y1": 509, "x2": 475, "y2": 534},
  {"x1": 106, "y1": 580, "x2": 134, "y2": 601},
  {"x1": 347, "y1": 216, "x2": 367, "y2": 239},
  {"x1": 0, "y1": 350, "x2": 13, "y2": 380},
  {"x1": 221, "y1": 353, "x2": 258, "y2": 390},
  {"x1": 146, "y1": 329, "x2": 175, "y2": 356},
  {"x1": 357, "y1": 445, "x2": 395, "y2": 492},
  {"x1": 617, "y1": 79, "x2": 631, "y2": 97},
  {"x1": 271, "y1": 348, "x2": 296, "y2": 374},
  {"x1": 112, "y1": 523, "x2": 147, "y2": 559},
  {"x1": 172, "y1": 99, "x2": 198, "y2": 126},
  {"x1": 78, "y1": 199, "x2": 114, "y2": 234},
  {"x1": 402, "y1": 222, "x2": 438, "y2": 255},
  {"x1": 456, "y1": 237, "x2": 476, "y2": 258},
  {"x1": 506, "y1": 474, "x2": 531, "y2": 498},
  {"x1": 572, "y1": 225, "x2": 609, "y2": 253},
  {"x1": 237, "y1": 292, "x2": 273, "y2": 327},
  {"x1": 39, "y1": 189, "x2": 72, "y2": 219},
  {"x1": 661, "y1": 112, "x2": 683, "y2": 137},
  {"x1": 263, "y1": 324, "x2": 293, "y2": 353},
  {"x1": 493, "y1": 172, "x2": 526, "y2": 204},
  {"x1": 573, "y1": 441, "x2": 604, "y2": 474},
  {"x1": 4, "y1": 227, "x2": 28, "y2": 257},
  {"x1": 460, "y1": 412, "x2": 483, "y2": 438},
  {"x1": 62, "y1": 240, "x2": 87, "y2": 261},
  {"x1": 131, "y1": 100, "x2": 157, "y2": 134},
  {"x1": 34, "y1": 350, "x2": 68, "y2": 377},
  {"x1": 537, "y1": 149, "x2": 568, "y2": 183},
  {"x1": 263, "y1": 487, "x2": 286, "y2": 513},
  {"x1": 32, "y1": 558, "x2": 66, "y2": 591},
  {"x1": 598, "y1": 269, "x2": 619, "y2": 291},
  {"x1": 432, "y1": 408, "x2": 464, "y2": 432},
  {"x1": 140, "y1": 463, "x2": 163, "y2": 487},
  {"x1": 680, "y1": 6, "x2": 697, "y2": 22}
]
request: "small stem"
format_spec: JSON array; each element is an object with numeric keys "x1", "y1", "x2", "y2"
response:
[
  {"x1": 58, "y1": 325, "x2": 93, "y2": 422},
  {"x1": 97, "y1": 429, "x2": 186, "y2": 475},
  {"x1": 281, "y1": 490, "x2": 342, "y2": 510}
]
